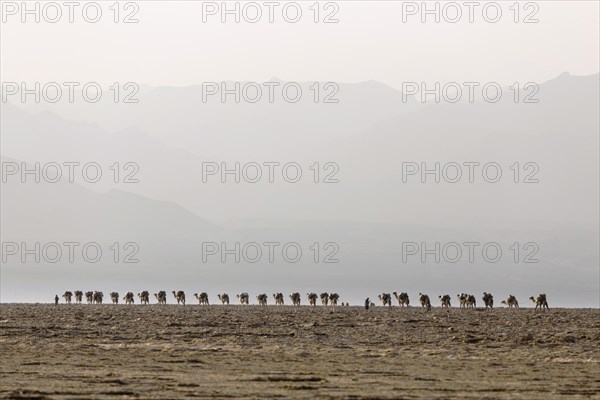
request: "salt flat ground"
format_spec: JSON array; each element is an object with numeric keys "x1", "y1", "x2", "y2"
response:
[{"x1": 1, "y1": 304, "x2": 599, "y2": 399}]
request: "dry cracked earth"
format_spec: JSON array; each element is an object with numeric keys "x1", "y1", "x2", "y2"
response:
[{"x1": 1, "y1": 304, "x2": 599, "y2": 399}]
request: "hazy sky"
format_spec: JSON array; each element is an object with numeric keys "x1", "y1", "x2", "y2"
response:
[{"x1": 1, "y1": 1, "x2": 598, "y2": 89}]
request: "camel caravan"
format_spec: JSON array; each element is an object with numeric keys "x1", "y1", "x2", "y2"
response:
[{"x1": 55, "y1": 290, "x2": 551, "y2": 311}]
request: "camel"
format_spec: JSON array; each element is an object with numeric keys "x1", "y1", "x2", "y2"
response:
[
  {"x1": 74, "y1": 291, "x2": 83, "y2": 304},
  {"x1": 194, "y1": 292, "x2": 209, "y2": 305},
  {"x1": 457, "y1": 293, "x2": 468, "y2": 308},
  {"x1": 370, "y1": 301, "x2": 375, "y2": 308},
  {"x1": 123, "y1": 292, "x2": 135, "y2": 304},
  {"x1": 439, "y1": 294, "x2": 451, "y2": 308},
  {"x1": 378, "y1": 293, "x2": 392, "y2": 307},
  {"x1": 93, "y1": 291, "x2": 104, "y2": 304},
  {"x1": 320, "y1": 292, "x2": 329, "y2": 306},
  {"x1": 329, "y1": 293, "x2": 339, "y2": 306},
  {"x1": 290, "y1": 292, "x2": 301, "y2": 306},
  {"x1": 482, "y1": 292, "x2": 494, "y2": 309},
  {"x1": 467, "y1": 294, "x2": 476, "y2": 308},
  {"x1": 154, "y1": 291, "x2": 167, "y2": 304},
  {"x1": 218, "y1": 293, "x2": 230, "y2": 305},
  {"x1": 138, "y1": 291, "x2": 150, "y2": 305},
  {"x1": 501, "y1": 295, "x2": 519, "y2": 308},
  {"x1": 393, "y1": 292, "x2": 410, "y2": 307},
  {"x1": 110, "y1": 292, "x2": 119, "y2": 304},
  {"x1": 85, "y1": 291, "x2": 94, "y2": 304},
  {"x1": 62, "y1": 291, "x2": 73, "y2": 304},
  {"x1": 419, "y1": 293, "x2": 432, "y2": 312},
  {"x1": 307, "y1": 293, "x2": 318, "y2": 306},
  {"x1": 529, "y1": 293, "x2": 549, "y2": 311},
  {"x1": 458, "y1": 293, "x2": 476, "y2": 308},
  {"x1": 237, "y1": 293, "x2": 249, "y2": 305},
  {"x1": 172, "y1": 290, "x2": 186, "y2": 305},
  {"x1": 273, "y1": 293, "x2": 284, "y2": 305},
  {"x1": 257, "y1": 293, "x2": 268, "y2": 305}
]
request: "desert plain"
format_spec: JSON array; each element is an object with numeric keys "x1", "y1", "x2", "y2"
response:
[{"x1": 1, "y1": 304, "x2": 599, "y2": 399}]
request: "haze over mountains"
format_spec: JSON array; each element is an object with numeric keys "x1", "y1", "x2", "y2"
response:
[
  {"x1": 1, "y1": 73, "x2": 598, "y2": 306},
  {"x1": 4, "y1": 73, "x2": 598, "y2": 227}
]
